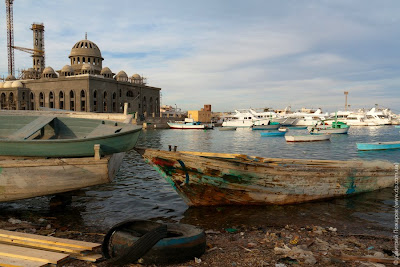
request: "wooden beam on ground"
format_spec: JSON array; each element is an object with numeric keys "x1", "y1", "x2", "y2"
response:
[
  {"x1": 0, "y1": 230, "x2": 101, "y2": 251},
  {"x1": 0, "y1": 243, "x2": 68, "y2": 264},
  {"x1": 0, "y1": 255, "x2": 47, "y2": 267},
  {"x1": 340, "y1": 254, "x2": 395, "y2": 264}
]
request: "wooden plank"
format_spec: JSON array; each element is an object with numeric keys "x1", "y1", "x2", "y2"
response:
[
  {"x1": 0, "y1": 230, "x2": 100, "y2": 251},
  {"x1": 0, "y1": 255, "x2": 47, "y2": 267},
  {"x1": 9, "y1": 116, "x2": 55, "y2": 140},
  {"x1": 72, "y1": 253, "x2": 103, "y2": 262},
  {"x1": 0, "y1": 236, "x2": 86, "y2": 254},
  {"x1": 340, "y1": 254, "x2": 395, "y2": 264},
  {"x1": 0, "y1": 243, "x2": 67, "y2": 264}
]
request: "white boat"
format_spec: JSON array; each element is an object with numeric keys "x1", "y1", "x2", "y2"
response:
[
  {"x1": 221, "y1": 109, "x2": 269, "y2": 128},
  {"x1": 307, "y1": 121, "x2": 350, "y2": 134},
  {"x1": 285, "y1": 134, "x2": 331, "y2": 142},
  {"x1": 167, "y1": 118, "x2": 212, "y2": 129},
  {"x1": 283, "y1": 108, "x2": 328, "y2": 126},
  {"x1": 365, "y1": 108, "x2": 391, "y2": 125}
]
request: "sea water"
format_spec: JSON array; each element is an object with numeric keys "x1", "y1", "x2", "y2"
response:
[{"x1": 0, "y1": 126, "x2": 399, "y2": 235}]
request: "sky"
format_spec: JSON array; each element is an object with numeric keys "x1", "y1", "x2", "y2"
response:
[{"x1": 0, "y1": 0, "x2": 399, "y2": 112}]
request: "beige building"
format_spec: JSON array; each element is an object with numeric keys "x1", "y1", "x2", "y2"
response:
[
  {"x1": 0, "y1": 37, "x2": 161, "y2": 117},
  {"x1": 188, "y1": 104, "x2": 212, "y2": 123}
]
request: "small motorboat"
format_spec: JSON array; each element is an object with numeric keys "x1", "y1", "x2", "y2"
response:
[
  {"x1": 285, "y1": 134, "x2": 331, "y2": 142},
  {"x1": 308, "y1": 121, "x2": 350, "y2": 134},
  {"x1": 260, "y1": 131, "x2": 286, "y2": 137},
  {"x1": 357, "y1": 141, "x2": 400, "y2": 151},
  {"x1": 167, "y1": 118, "x2": 213, "y2": 129},
  {"x1": 219, "y1": 127, "x2": 237, "y2": 131},
  {"x1": 252, "y1": 122, "x2": 281, "y2": 130}
]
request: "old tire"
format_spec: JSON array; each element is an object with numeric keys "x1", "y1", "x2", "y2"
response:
[{"x1": 104, "y1": 220, "x2": 206, "y2": 264}]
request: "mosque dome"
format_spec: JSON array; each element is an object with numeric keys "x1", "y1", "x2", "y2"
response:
[
  {"x1": 101, "y1": 67, "x2": 112, "y2": 75},
  {"x1": 43, "y1": 66, "x2": 56, "y2": 75},
  {"x1": 69, "y1": 39, "x2": 103, "y2": 59},
  {"x1": 131, "y1": 74, "x2": 141, "y2": 79},
  {"x1": 116, "y1": 70, "x2": 128, "y2": 82},
  {"x1": 61, "y1": 65, "x2": 74, "y2": 73},
  {"x1": 11, "y1": 81, "x2": 23, "y2": 88},
  {"x1": 5, "y1": 75, "x2": 16, "y2": 81},
  {"x1": 3, "y1": 81, "x2": 13, "y2": 88}
]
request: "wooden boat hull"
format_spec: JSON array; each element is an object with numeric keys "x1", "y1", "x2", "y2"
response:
[
  {"x1": 285, "y1": 134, "x2": 331, "y2": 142},
  {"x1": 0, "y1": 152, "x2": 125, "y2": 202},
  {"x1": 136, "y1": 148, "x2": 394, "y2": 206},
  {"x1": 357, "y1": 141, "x2": 400, "y2": 151},
  {"x1": 0, "y1": 128, "x2": 141, "y2": 157}
]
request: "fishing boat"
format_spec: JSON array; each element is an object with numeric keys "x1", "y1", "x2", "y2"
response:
[
  {"x1": 285, "y1": 134, "x2": 331, "y2": 142},
  {"x1": 219, "y1": 127, "x2": 237, "y2": 131},
  {"x1": 260, "y1": 131, "x2": 286, "y2": 137},
  {"x1": 252, "y1": 122, "x2": 281, "y2": 130},
  {"x1": 167, "y1": 118, "x2": 213, "y2": 129},
  {"x1": 0, "y1": 115, "x2": 142, "y2": 157},
  {"x1": 135, "y1": 148, "x2": 394, "y2": 206},
  {"x1": 0, "y1": 151, "x2": 125, "y2": 202},
  {"x1": 308, "y1": 121, "x2": 350, "y2": 134},
  {"x1": 357, "y1": 141, "x2": 400, "y2": 151}
]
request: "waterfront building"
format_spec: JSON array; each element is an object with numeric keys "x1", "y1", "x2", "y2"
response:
[
  {"x1": 0, "y1": 34, "x2": 160, "y2": 117},
  {"x1": 188, "y1": 104, "x2": 212, "y2": 123}
]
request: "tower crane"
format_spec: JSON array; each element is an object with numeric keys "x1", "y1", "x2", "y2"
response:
[{"x1": 5, "y1": 0, "x2": 45, "y2": 77}]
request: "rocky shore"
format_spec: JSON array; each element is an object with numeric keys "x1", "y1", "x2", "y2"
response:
[{"x1": 0, "y1": 215, "x2": 396, "y2": 266}]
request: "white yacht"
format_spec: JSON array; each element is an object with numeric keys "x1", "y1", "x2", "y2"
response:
[
  {"x1": 365, "y1": 108, "x2": 391, "y2": 125},
  {"x1": 283, "y1": 108, "x2": 328, "y2": 126},
  {"x1": 221, "y1": 109, "x2": 269, "y2": 128},
  {"x1": 326, "y1": 110, "x2": 368, "y2": 126}
]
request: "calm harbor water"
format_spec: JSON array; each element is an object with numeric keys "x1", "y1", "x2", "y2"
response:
[{"x1": 0, "y1": 126, "x2": 399, "y2": 236}]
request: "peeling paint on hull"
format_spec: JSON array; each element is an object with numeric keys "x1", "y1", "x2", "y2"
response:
[{"x1": 136, "y1": 148, "x2": 395, "y2": 206}]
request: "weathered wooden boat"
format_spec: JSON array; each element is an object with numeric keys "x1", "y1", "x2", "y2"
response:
[
  {"x1": 308, "y1": 121, "x2": 350, "y2": 134},
  {"x1": 135, "y1": 148, "x2": 394, "y2": 206},
  {"x1": 219, "y1": 127, "x2": 237, "y2": 131},
  {"x1": 0, "y1": 150, "x2": 125, "y2": 202},
  {"x1": 0, "y1": 115, "x2": 142, "y2": 157},
  {"x1": 285, "y1": 134, "x2": 331, "y2": 142},
  {"x1": 260, "y1": 131, "x2": 286, "y2": 137},
  {"x1": 167, "y1": 118, "x2": 213, "y2": 130},
  {"x1": 357, "y1": 141, "x2": 400, "y2": 151},
  {"x1": 252, "y1": 122, "x2": 281, "y2": 130}
]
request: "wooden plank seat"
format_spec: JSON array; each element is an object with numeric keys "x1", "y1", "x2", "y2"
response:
[{"x1": 9, "y1": 116, "x2": 56, "y2": 140}]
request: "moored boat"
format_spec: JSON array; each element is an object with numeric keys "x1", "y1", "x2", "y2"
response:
[
  {"x1": 0, "y1": 115, "x2": 142, "y2": 157},
  {"x1": 0, "y1": 151, "x2": 125, "y2": 202},
  {"x1": 308, "y1": 121, "x2": 350, "y2": 134},
  {"x1": 167, "y1": 118, "x2": 213, "y2": 129},
  {"x1": 260, "y1": 131, "x2": 286, "y2": 137},
  {"x1": 252, "y1": 122, "x2": 281, "y2": 130},
  {"x1": 219, "y1": 127, "x2": 237, "y2": 131},
  {"x1": 285, "y1": 134, "x2": 331, "y2": 142},
  {"x1": 135, "y1": 148, "x2": 394, "y2": 206},
  {"x1": 357, "y1": 141, "x2": 400, "y2": 151}
]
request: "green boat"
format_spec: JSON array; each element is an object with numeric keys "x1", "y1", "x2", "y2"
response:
[{"x1": 0, "y1": 115, "x2": 142, "y2": 157}]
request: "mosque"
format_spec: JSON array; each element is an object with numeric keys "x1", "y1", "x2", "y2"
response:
[{"x1": 0, "y1": 28, "x2": 161, "y2": 117}]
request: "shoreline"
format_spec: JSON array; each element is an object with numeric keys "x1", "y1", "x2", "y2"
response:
[{"x1": 0, "y1": 213, "x2": 395, "y2": 266}]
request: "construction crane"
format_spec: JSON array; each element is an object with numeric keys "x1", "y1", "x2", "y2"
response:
[{"x1": 5, "y1": 0, "x2": 45, "y2": 77}]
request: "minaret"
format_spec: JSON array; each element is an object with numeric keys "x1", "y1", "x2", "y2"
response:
[{"x1": 31, "y1": 23, "x2": 45, "y2": 73}]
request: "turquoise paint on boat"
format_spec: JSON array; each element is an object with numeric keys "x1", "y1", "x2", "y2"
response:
[
  {"x1": 260, "y1": 131, "x2": 286, "y2": 137},
  {"x1": 357, "y1": 141, "x2": 400, "y2": 151}
]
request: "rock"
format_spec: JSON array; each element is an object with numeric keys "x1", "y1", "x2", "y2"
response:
[
  {"x1": 372, "y1": 251, "x2": 385, "y2": 258},
  {"x1": 274, "y1": 244, "x2": 316, "y2": 265},
  {"x1": 8, "y1": 218, "x2": 22, "y2": 224},
  {"x1": 247, "y1": 242, "x2": 257, "y2": 248},
  {"x1": 275, "y1": 263, "x2": 287, "y2": 267},
  {"x1": 328, "y1": 227, "x2": 337, "y2": 232},
  {"x1": 195, "y1": 257, "x2": 202, "y2": 264}
]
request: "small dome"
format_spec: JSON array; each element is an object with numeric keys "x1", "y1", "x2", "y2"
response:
[
  {"x1": 81, "y1": 64, "x2": 93, "y2": 71},
  {"x1": 101, "y1": 67, "x2": 112, "y2": 74},
  {"x1": 116, "y1": 70, "x2": 128, "y2": 78},
  {"x1": 11, "y1": 81, "x2": 23, "y2": 88},
  {"x1": 3, "y1": 81, "x2": 13, "y2": 88},
  {"x1": 5, "y1": 75, "x2": 16, "y2": 81},
  {"x1": 43, "y1": 66, "x2": 56, "y2": 75},
  {"x1": 61, "y1": 65, "x2": 74, "y2": 73},
  {"x1": 131, "y1": 74, "x2": 141, "y2": 79}
]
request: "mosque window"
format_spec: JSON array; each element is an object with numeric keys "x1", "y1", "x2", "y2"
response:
[
  {"x1": 88, "y1": 58, "x2": 91, "y2": 63},
  {"x1": 35, "y1": 39, "x2": 38, "y2": 46},
  {"x1": 80, "y1": 42, "x2": 84, "y2": 48},
  {"x1": 81, "y1": 90, "x2": 85, "y2": 98},
  {"x1": 89, "y1": 43, "x2": 92, "y2": 49},
  {"x1": 77, "y1": 57, "x2": 80, "y2": 64},
  {"x1": 85, "y1": 42, "x2": 88, "y2": 48},
  {"x1": 83, "y1": 57, "x2": 85, "y2": 63},
  {"x1": 112, "y1": 92, "x2": 116, "y2": 100},
  {"x1": 39, "y1": 92, "x2": 44, "y2": 107},
  {"x1": 127, "y1": 91, "x2": 133, "y2": 97}
]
